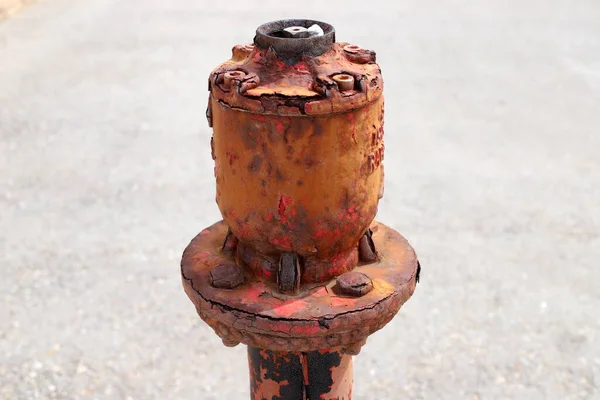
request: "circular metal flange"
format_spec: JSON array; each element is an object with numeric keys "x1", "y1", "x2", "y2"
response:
[{"x1": 181, "y1": 220, "x2": 418, "y2": 353}]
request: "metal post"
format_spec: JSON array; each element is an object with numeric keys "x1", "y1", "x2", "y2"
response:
[
  {"x1": 248, "y1": 347, "x2": 352, "y2": 399},
  {"x1": 181, "y1": 19, "x2": 419, "y2": 399}
]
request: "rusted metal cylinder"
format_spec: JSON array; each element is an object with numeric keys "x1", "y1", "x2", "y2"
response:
[
  {"x1": 212, "y1": 97, "x2": 384, "y2": 284},
  {"x1": 248, "y1": 347, "x2": 352, "y2": 399},
  {"x1": 181, "y1": 18, "x2": 419, "y2": 400},
  {"x1": 208, "y1": 21, "x2": 385, "y2": 288}
]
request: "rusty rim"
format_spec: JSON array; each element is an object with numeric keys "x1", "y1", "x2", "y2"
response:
[
  {"x1": 181, "y1": 220, "x2": 418, "y2": 353},
  {"x1": 254, "y1": 19, "x2": 335, "y2": 64}
]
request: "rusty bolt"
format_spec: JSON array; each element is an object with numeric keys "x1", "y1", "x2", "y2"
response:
[
  {"x1": 332, "y1": 74, "x2": 355, "y2": 91},
  {"x1": 223, "y1": 70, "x2": 246, "y2": 88},
  {"x1": 358, "y1": 229, "x2": 378, "y2": 263},
  {"x1": 222, "y1": 228, "x2": 238, "y2": 255},
  {"x1": 343, "y1": 44, "x2": 362, "y2": 54},
  {"x1": 216, "y1": 325, "x2": 239, "y2": 347},
  {"x1": 277, "y1": 252, "x2": 301, "y2": 295},
  {"x1": 232, "y1": 44, "x2": 255, "y2": 61},
  {"x1": 210, "y1": 263, "x2": 244, "y2": 289},
  {"x1": 334, "y1": 271, "x2": 373, "y2": 297},
  {"x1": 342, "y1": 44, "x2": 377, "y2": 64}
]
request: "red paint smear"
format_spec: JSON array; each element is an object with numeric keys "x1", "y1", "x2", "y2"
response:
[
  {"x1": 273, "y1": 299, "x2": 308, "y2": 317},
  {"x1": 294, "y1": 61, "x2": 309, "y2": 73},
  {"x1": 278, "y1": 195, "x2": 293, "y2": 223},
  {"x1": 240, "y1": 286, "x2": 265, "y2": 304},
  {"x1": 251, "y1": 114, "x2": 266, "y2": 122},
  {"x1": 275, "y1": 120, "x2": 284, "y2": 133},
  {"x1": 252, "y1": 51, "x2": 264, "y2": 62},
  {"x1": 265, "y1": 212, "x2": 274, "y2": 222},
  {"x1": 271, "y1": 235, "x2": 293, "y2": 250},
  {"x1": 311, "y1": 287, "x2": 328, "y2": 298},
  {"x1": 314, "y1": 229, "x2": 328, "y2": 238}
]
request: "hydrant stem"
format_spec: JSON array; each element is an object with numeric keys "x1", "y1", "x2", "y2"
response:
[{"x1": 248, "y1": 346, "x2": 353, "y2": 399}]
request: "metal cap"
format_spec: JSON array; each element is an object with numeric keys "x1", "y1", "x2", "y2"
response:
[{"x1": 254, "y1": 19, "x2": 335, "y2": 64}]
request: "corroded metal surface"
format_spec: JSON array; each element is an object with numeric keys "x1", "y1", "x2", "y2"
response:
[
  {"x1": 181, "y1": 220, "x2": 418, "y2": 353},
  {"x1": 212, "y1": 96, "x2": 385, "y2": 283},
  {"x1": 182, "y1": 18, "x2": 419, "y2": 399},
  {"x1": 208, "y1": 42, "x2": 381, "y2": 116},
  {"x1": 248, "y1": 347, "x2": 352, "y2": 400}
]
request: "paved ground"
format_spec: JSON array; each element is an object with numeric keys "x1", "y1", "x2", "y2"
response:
[{"x1": 1, "y1": 0, "x2": 599, "y2": 399}]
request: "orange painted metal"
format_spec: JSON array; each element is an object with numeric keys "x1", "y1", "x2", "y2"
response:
[
  {"x1": 181, "y1": 19, "x2": 419, "y2": 399},
  {"x1": 212, "y1": 96, "x2": 384, "y2": 283}
]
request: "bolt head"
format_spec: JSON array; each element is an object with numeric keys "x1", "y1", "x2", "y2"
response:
[
  {"x1": 334, "y1": 271, "x2": 373, "y2": 297},
  {"x1": 343, "y1": 44, "x2": 362, "y2": 54},
  {"x1": 332, "y1": 73, "x2": 355, "y2": 92},
  {"x1": 210, "y1": 263, "x2": 244, "y2": 289}
]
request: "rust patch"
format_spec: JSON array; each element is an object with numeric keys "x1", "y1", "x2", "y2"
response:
[{"x1": 248, "y1": 155, "x2": 263, "y2": 173}]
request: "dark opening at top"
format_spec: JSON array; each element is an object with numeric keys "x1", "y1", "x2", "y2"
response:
[{"x1": 254, "y1": 19, "x2": 336, "y2": 65}]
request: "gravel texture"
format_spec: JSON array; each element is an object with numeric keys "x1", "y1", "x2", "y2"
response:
[{"x1": 1, "y1": 0, "x2": 599, "y2": 398}]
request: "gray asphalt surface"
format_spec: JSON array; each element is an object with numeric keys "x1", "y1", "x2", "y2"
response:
[{"x1": 1, "y1": 0, "x2": 599, "y2": 399}]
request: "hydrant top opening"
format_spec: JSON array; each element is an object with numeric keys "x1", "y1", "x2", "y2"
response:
[{"x1": 254, "y1": 19, "x2": 336, "y2": 64}]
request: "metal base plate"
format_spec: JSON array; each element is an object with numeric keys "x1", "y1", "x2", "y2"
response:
[{"x1": 181, "y1": 220, "x2": 418, "y2": 353}]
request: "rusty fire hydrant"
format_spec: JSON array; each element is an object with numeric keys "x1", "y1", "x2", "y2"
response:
[{"x1": 181, "y1": 19, "x2": 419, "y2": 399}]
